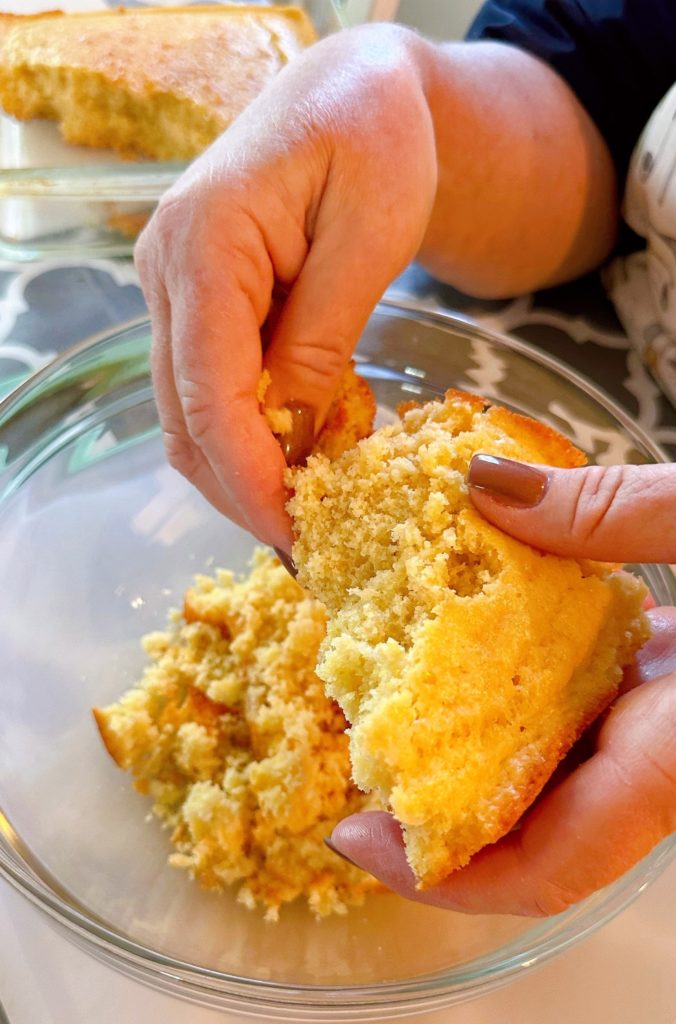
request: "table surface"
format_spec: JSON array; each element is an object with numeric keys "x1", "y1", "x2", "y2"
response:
[{"x1": 0, "y1": 256, "x2": 674, "y2": 1023}]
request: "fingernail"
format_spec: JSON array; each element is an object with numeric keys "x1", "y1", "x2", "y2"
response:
[
  {"x1": 279, "y1": 402, "x2": 315, "y2": 467},
  {"x1": 324, "y1": 837, "x2": 361, "y2": 869},
  {"x1": 468, "y1": 454, "x2": 549, "y2": 507},
  {"x1": 274, "y1": 547, "x2": 298, "y2": 578}
]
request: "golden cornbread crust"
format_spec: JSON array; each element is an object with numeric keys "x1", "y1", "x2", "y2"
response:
[
  {"x1": 94, "y1": 550, "x2": 381, "y2": 920},
  {"x1": 0, "y1": 5, "x2": 317, "y2": 160},
  {"x1": 288, "y1": 389, "x2": 651, "y2": 889}
]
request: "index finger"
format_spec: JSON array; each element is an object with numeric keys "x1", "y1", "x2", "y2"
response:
[
  {"x1": 160, "y1": 216, "x2": 296, "y2": 549},
  {"x1": 468, "y1": 459, "x2": 676, "y2": 563}
]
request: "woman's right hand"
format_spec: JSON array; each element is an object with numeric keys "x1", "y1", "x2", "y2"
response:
[
  {"x1": 135, "y1": 23, "x2": 437, "y2": 551},
  {"x1": 136, "y1": 18, "x2": 618, "y2": 551}
]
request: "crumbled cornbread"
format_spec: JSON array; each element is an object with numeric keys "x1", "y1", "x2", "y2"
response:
[
  {"x1": 94, "y1": 551, "x2": 381, "y2": 920},
  {"x1": 288, "y1": 389, "x2": 650, "y2": 889},
  {"x1": 258, "y1": 370, "x2": 294, "y2": 436}
]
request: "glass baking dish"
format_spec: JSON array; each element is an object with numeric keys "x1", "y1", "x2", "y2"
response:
[{"x1": 0, "y1": 0, "x2": 351, "y2": 261}]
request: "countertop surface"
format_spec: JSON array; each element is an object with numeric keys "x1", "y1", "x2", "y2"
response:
[{"x1": 1, "y1": 859, "x2": 675, "y2": 1024}]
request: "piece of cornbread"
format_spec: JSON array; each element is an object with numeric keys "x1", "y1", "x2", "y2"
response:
[{"x1": 288, "y1": 390, "x2": 650, "y2": 888}]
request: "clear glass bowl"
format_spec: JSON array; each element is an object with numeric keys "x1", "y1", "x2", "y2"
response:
[
  {"x1": 0, "y1": 299, "x2": 674, "y2": 1021},
  {"x1": 0, "y1": 0, "x2": 349, "y2": 261}
]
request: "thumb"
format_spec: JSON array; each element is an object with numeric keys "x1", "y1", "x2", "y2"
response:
[
  {"x1": 468, "y1": 456, "x2": 676, "y2": 563},
  {"x1": 262, "y1": 229, "x2": 423, "y2": 430},
  {"x1": 263, "y1": 165, "x2": 435, "y2": 430}
]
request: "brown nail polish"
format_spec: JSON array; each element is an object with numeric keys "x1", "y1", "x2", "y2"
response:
[
  {"x1": 468, "y1": 454, "x2": 549, "y2": 508},
  {"x1": 324, "y1": 837, "x2": 361, "y2": 869},
  {"x1": 274, "y1": 547, "x2": 298, "y2": 578},
  {"x1": 279, "y1": 402, "x2": 315, "y2": 467}
]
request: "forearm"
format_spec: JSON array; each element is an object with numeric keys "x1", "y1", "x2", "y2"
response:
[{"x1": 413, "y1": 37, "x2": 618, "y2": 297}]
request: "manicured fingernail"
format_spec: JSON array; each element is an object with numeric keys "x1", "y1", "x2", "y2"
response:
[
  {"x1": 468, "y1": 454, "x2": 549, "y2": 507},
  {"x1": 279, "y1": 402, "x2": 315, "y2": 467},
  {"x1": 324, "y1": 837, "x2": 361, "y2": 869},
  {"x1": 274, "y1": 547, "x2": 297, "y2": 578}
]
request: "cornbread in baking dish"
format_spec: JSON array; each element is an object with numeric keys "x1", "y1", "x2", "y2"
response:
[
  {"x1": 288, "y1": 389, "x2": 650, "y2": 889},
  {"x1": 0, "y1": 5, "x2": 317, "y2": 160}
]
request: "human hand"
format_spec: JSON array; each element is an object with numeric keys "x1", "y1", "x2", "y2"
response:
[
  {"x1": 135, "y1": 24, "x2": 436, "y2": 551},
  {"x1": 466, "y1": 456, "x2": 676, "y2": 563},
  {"x1": 327, "y1": 458, "x2": 676, "y2": 915}
]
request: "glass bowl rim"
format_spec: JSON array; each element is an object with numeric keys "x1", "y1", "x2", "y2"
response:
[
  {"x1": 1, "y1": 296, "x2": 674, "y2": 1015},
  {"x1": 0, "y1": 296, "x2": 671, "y2": 465}
]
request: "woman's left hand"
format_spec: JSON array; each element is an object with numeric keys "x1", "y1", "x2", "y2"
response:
[{"x1": 327, "y1": 460, "x2": 676, "y2": 915}]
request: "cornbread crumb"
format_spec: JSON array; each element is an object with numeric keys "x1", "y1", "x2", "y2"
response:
[
  {"x1": 94, "y1": 551, "x2": 381, "y2": 920},
  {"x1": 314, "y1": 363, "x2": 377, "y2": 460},
  {"x1": 258, "y1": 370, "x2": 294, "y2": 436},
  {"x1": 288, "y1": 389, "x2": 651, "y2": 889},
  {"x1": 258, "y1": 361, "x2": 377, "y2": 456}
]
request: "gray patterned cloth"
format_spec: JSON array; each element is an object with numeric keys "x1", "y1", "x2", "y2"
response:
[
  {"x1": 0, "y1": 258, "x2": 674, "y2": 459},
  {"x1": 603, "y1": 80, "x2": 676, "y2": 411}
]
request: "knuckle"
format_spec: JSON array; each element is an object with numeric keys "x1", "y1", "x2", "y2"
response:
[
  {"x1": 184, "y1": 400, "x2": 216, "y2": 450},
  {"x1": 162, "y1": 428, "x2": 202, "y2": 480},
  {"x1": 513, "y1": 833, "x2": 581, "y2": 917},
  {"x1": 531, "y1": 876, "x2": 581, "y2": 917},
  {"x1": 153, "y1": 196, "x2": 191, "y2": 252},
  {"x1": 568, "y1": 465, "x2": 627, "y2": 545},
  {"x1": 607, "y1": 684, "x2": 676, "y2": 830},
  {"x1": 133, "y1": 222, "x2": 158, "y2": 285},
  {"x1": 135, "y1": 192, "x2": 195, "y2": 285},
  {"x1": 281, "y1": 338, "x2": 347, "y2": 391},
  {"x1": 179, "y1": 375, "x2": 228, "y2": 449},
  {"x1": 149, "y1": 188, "x2": 209, "y2": 266},
  {"x1": 642, "y1": 748, "x2": 676, "y2": 825},
  {"x1": 225, "y1": 231, "x2": 273, "y2": 316}
]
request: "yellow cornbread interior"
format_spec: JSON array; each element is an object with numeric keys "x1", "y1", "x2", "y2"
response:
[
  {"x1": 288, "y1": 391, "x2": 650, "y2": 889},
  {"x1": 94, "y1": 551, "x2": 380, "y2": 920}
]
